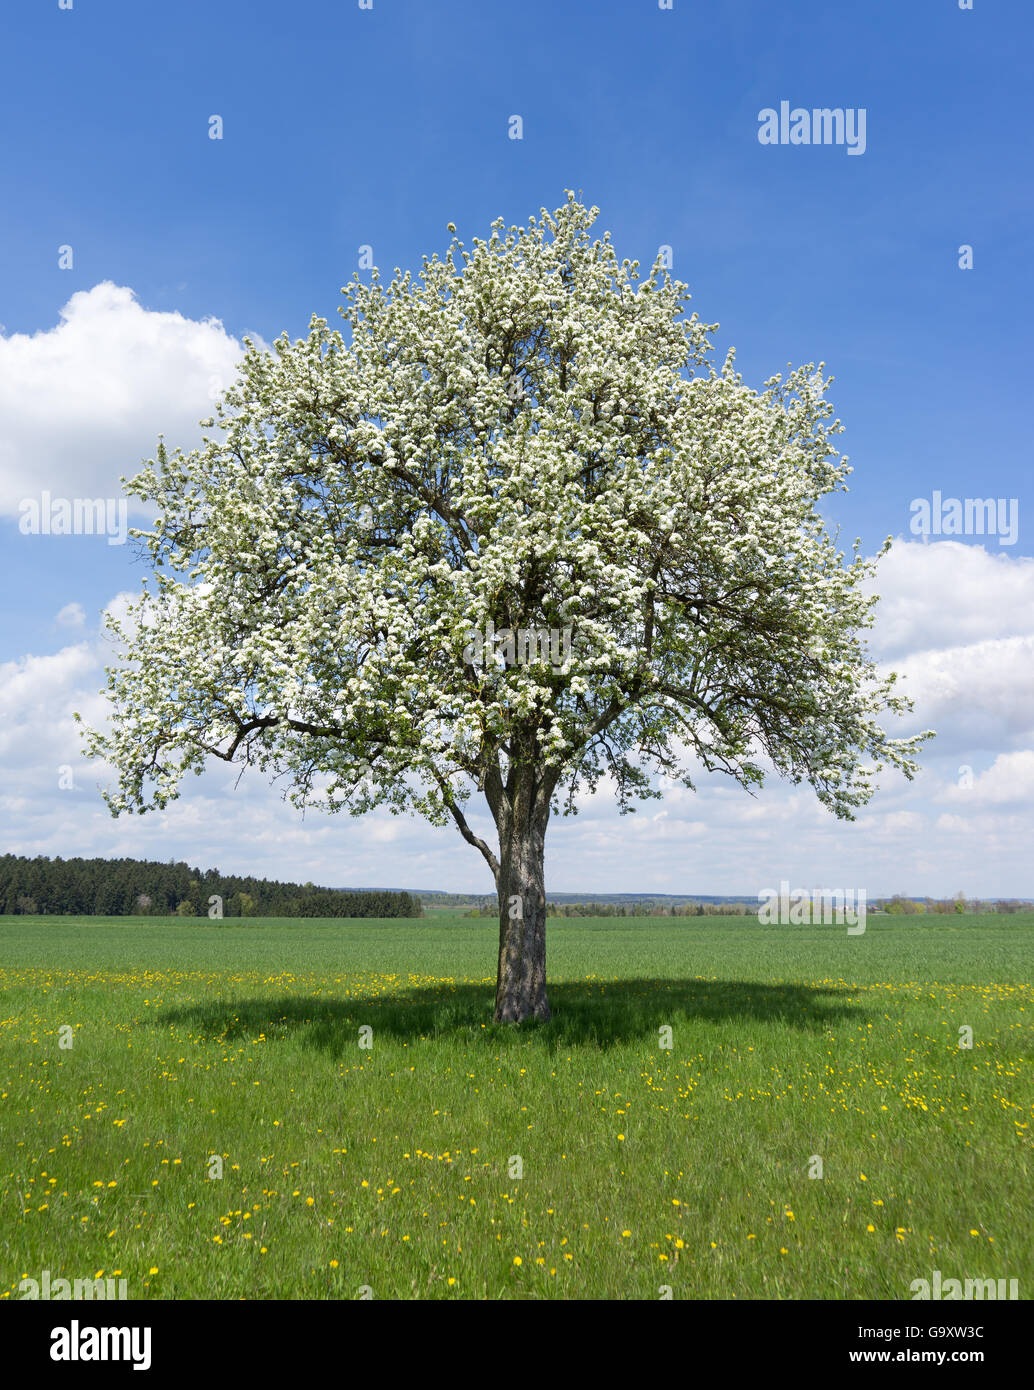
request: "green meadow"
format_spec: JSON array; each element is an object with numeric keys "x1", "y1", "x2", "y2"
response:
[{"x1": 1, "y1": 914, "x2": 1031, "y2": 1300}]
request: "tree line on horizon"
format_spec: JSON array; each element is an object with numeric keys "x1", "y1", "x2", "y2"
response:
[
  {"x1": 0, "y1": 854, "x2": 421, "y2": 919},
  {"x1": 0, "y1": 855, "x2": 1023, "y2": 921},
  {"x1": 466, "y1": 895, "x2": 1028, "y2": 918}
]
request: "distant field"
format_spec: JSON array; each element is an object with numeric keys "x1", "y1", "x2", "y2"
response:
[{"x1": 1, "y1": 914, "x2": 1031, "y2": 1300}]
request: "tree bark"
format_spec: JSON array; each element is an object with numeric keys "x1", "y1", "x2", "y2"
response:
[{"x1": 493, "y1": 784, "x2": 551, "y2": 1023}]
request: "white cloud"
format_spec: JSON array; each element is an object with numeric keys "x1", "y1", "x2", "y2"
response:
[
  {"x1": 938, "y1": 749, "x2": 1034, "y2": 807},
  {"x1": 55, "y1": 602, "x2": 86, "y2": 629},
  {"x1": 0, "y1": 283, "x2": 251, "y2": 518},
  {"x1": 888, "y1": 635, "x2": 1034, "y2": 753},
  {"x1": 0, "y1": 643, "x2": 98, "y2": 770},
  {"x1": 865, "y1": 541, "x2": 1034, "y2": 659}
]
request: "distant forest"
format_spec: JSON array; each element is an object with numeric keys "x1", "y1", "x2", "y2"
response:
[{"x1": 0, "y1": 855, "x2": 421, "y2": 918}]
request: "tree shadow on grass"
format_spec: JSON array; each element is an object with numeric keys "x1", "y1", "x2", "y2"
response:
[{"x1": 158, "y1": 977, "x2": 867, "y2": 1055}]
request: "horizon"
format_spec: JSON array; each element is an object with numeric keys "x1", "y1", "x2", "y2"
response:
[{"x1": 2, "y1": 849, "x2": 1029, "y2": 906}]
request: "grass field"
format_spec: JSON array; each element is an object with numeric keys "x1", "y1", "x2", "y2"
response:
[{"x1": 1, "y1": 914, "x2": 1031, "y2": 1300}]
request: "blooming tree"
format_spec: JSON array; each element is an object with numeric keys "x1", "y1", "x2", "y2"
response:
[{"x1": 80, "y1": 194, "x2": 930, "y2": 1021}]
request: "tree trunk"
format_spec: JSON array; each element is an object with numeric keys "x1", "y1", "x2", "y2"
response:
[{"x1": 493, "y1": 795, "x2": 550, "y2": 1023}]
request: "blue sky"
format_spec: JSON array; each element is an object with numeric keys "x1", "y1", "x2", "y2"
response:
[{"x1": 1, "y1": 0, "x2": 1031, "y2": 895}]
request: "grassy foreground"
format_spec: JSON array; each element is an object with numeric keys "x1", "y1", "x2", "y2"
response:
[{"x1": 1, "y1": 914, "x2": 1031, "y2": 1300}]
